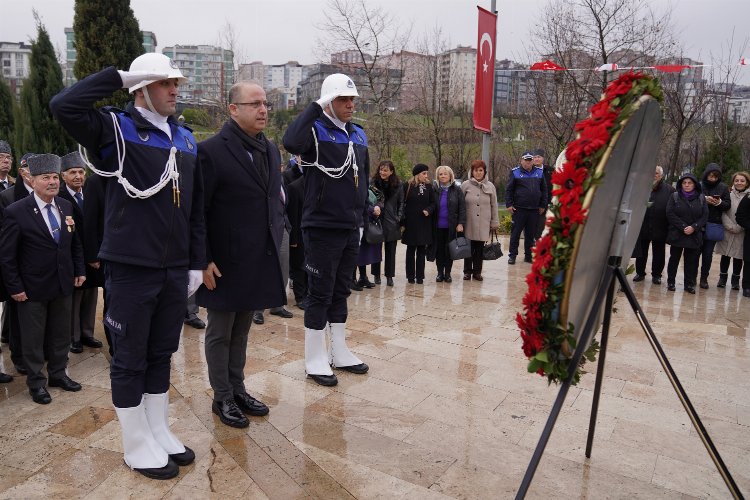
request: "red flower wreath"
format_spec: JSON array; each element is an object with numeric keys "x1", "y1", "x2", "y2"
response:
[{"x1": 517, "y1": 72, "x2": 663, "y2": 384}]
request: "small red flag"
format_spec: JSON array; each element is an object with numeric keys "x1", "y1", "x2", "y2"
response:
[
  {"x1": 473, "y1": 6, "x2": 498, "y2": 133},
  {"x1": 654, "y1": 65, "x2": 691, "y2": 72},
  {"x1": 530, "y1": 60, "x2": 566, "y2": 71}
]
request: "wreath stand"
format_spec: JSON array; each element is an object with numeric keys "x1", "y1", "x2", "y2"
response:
[{"x1": 515, "y1": 213, "x2": 744, "y2": 499}]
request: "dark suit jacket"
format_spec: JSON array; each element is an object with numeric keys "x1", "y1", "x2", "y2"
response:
[
  {"x1": 59, "y1": 185, "x2": 98, "y2": 289},
  {"x1": 0, "y1": 195, "x2": 85, "y2": 301},
  {"x1": 0, "y1": 177, "x2": 14, "y2": 192},
  {"x1": 0, "y1": 182, "x2": 32, "y2": 301},
  {"x1": 195, "y1": 121, "x2": 286, "y2": 312},
  {"x1": 81, "y1": 174, "x2": 106, "y2": 287}
]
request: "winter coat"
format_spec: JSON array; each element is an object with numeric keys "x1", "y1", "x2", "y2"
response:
[
  {"x1": 372, "y1": 178, "x2": 404, "y2": 242},
  {"x1": 714, "y1": 188, "x2": 748, "y2": 259},
  {"x1": 638, "y1": 180, "x2": 674, "y2": 243},
  {"x1": 735, "y1": 196, "x2": 750, "y2": 262},
  {"x1": 433, "y1": 183, "x2": 467, "y2": 241},
  {"x1": 700, "y1": 163, "x2": 731, "y2": 224},
  {"x1": 666, "y1": 174, "x2": 708, "y2": 250},
  {"x1": 401, "y1": 181, "x2": 435, "y2": 246},
  {"x1": 505, "y1": 165, "x2": 547, "y2": 210},
  {"x1": 462, "y1": 177, "x2": 499, "y2": 242}
]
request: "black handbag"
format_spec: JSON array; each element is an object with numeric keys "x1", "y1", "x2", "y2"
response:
[
  {"x1": 448, "y1": 236, "x2": 472, "y2": 260},
  {"x1": 365, "y1": 219, "x2": 385, "y2": 244},
  {"x1": 482, "y1": 233, "x2": 504, "y2": 260},
  {"x1": 705, "y1": 222, "x2": 724, "y2": 242}
]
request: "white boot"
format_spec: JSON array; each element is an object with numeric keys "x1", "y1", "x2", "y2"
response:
[
  {"x1": 115, "y1": 399, "x2": 171, "y2": 471},
  {"x1": 329, "y1": 322, "x2": 369, "y2": 373},
  {"x1": 305, "y1": 327, "x2": 337, "y2": 386},
  {"x1": 143, "y1": 393, "x2": 186, "y2": 455}
]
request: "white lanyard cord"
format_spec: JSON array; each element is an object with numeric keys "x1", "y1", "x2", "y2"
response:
[
  {"x1": 297, "y1": 127, "x2": 359, "y2": 184},
  {"x1": 78, "y1": 112, "x2": 181, "y2": 203}
]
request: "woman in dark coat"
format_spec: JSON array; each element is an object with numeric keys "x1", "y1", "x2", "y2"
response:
[
  {"x1": 432, "y1": 165, "x2": 466, "y2": 282},
  {"x1": 666, "y1": 173, "x2": 709, "y2": 294},
  {"x1": 734, "y1": 188, "x2": 750, "y2": 297},
  {"x1": 697, "y1": 163, "x2": 730, "y2": 288},
  {"x1": 370, "y1": 160, "x2": 404, "y2": 287},
  {"x1": 352, "y1": 188, "x2": 383, "y2": 290},
  {"x1": 401, "y1": 164, "x2": 435, "y2": 284}
]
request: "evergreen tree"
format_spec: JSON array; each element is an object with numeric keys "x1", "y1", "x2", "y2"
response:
[
  {"x1": 0, "y1": 78, "x2": 14, "y2": 151},
  {"x1": 17, "y1": 14, "x2": 74, "y2": 156},
  {"x1": 73, "y1": 0, "x2": 143, "y2": 109},
  {"x1": 695, "y1": 138, "x2": 743, "y2": 182}
]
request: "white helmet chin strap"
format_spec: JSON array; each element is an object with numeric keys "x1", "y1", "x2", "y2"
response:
[{"x1": 141, "y1": 86, "x2": 158, "y2": 115}]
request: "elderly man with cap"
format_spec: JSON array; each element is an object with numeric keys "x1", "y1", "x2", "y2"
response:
[
  {"x1": 0, "y1": 154, "x2": 86, "y2": 402},
  {"x1": 58, "y1": 152, "x2": 103, "y2": 354},
  {"x1": 505, "y1": 150, "x2": 548, "y2": 265},
  {"x1": 282, "y1": 73, "x2": 370, "y2": 387},
  {"x1": 0, "y1": 140, "x2": 14, "y2": 191},
  {"x1": 50, "y1": 53, "x2": 206, "y2": 480}
]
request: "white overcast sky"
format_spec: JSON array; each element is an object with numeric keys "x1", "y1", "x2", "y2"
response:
[{"x1": 2, "y1": 0, "x2": 748, "y2": 83}]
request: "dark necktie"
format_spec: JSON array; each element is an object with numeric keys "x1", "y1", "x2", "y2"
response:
[
  {"x1": 46, "y1": 204, "x2": 60, "y2": 244},
  {"x1": 0, "y1": 180, "x2": 7, "y2": 189},
  {"x1": 74, "y1": 192, "x2": 84, "y2": 210}
]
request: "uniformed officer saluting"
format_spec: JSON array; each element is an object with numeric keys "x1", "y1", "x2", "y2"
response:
[
  {"x1": 50, "y1": 53, "x2": 206, "y2": 480},
  {"x1": 283, "y1": 74, "x2": 370, "y2": 386}
]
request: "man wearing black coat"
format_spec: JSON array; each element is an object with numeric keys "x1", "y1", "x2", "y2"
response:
[
  {"x1": 59, "y1": 152, "x2": 103, "y2": 353},
  {"x1": 197, "y1": 82, "x2": 284, "y2": 428},
  {"x1": 0, "y1": 154, "x2": 86, "y2": 404},
  {"x1": 698, "y1": 163, "x2": 730, "y2": 288},
  {"x1": 633, "y1": 166, "x2": 675, "y2": 284},
  {"x1": 506, "y1": 151, "x2": 548, "y2": 264}
]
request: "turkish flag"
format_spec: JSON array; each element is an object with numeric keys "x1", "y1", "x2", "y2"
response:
[{"x1": 473, "y1": 6, "x2": 498, "y2": 133}]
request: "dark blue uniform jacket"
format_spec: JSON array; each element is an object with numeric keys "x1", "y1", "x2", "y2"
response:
[{"x1": 505, "y1": 166, "x2": 548, "y2": 210}]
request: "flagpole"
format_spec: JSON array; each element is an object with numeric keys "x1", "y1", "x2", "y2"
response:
[{"x1": 481, "y1": 0, "x2": 497, "y2": 166}]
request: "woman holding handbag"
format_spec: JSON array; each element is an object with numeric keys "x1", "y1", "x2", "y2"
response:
[
  {"x1": 352, "y1": 187, "x2": 383, "y2": 290},
  {"x1": 461, "y1": 160, "x2": 499, "y2": 281},
  {"x1": 714, "y1": 171, "x2": 749, "y2": 290},
  {"x1": 401, "y1": 164, "x2": 435, "y2": 284},
  {"x1": 370, "y1": 160, "x2": 404, "y2": 287},
  {"x1": 432, "y1": 165, "x2": 466, "y2": 283}
]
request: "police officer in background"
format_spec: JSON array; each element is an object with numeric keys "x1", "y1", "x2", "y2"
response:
[
  {"x1": 283, "y1": 73, "x2": 370, "y2": 386},
  {"x1": 506, "y1": 151, "x2": 548, "y2": 264},
  {"x1": 50, "y1": 53, "x2": 206, "y2": 480}
]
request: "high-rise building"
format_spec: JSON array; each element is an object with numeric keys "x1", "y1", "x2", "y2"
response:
[
  {"x1": 237, "y1": 60, "x2": 304, "y2": 109},
  {"x1": 162, "y1": 44, "x2": 234, "y2": 103},
  {"x1": 438, "y1": 45, "x2": 476, "y2": 111},
  {"x1": 64, "y1": 28, "x2": 157, "y2": 87},
  {"x1": 0, "y1": 41, "x2": 32, "y2": 97}
]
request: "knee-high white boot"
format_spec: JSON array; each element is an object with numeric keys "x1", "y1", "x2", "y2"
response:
[
  {"x1": 115, "y1": 398, "x2": 178, "y2": 480},
  {"x1": 143, "y1": 392, "x2": 195, "y2": 466},
  {"x1": 305, "y1": 327, "x2": 337, "y2": 386},
  {"x1": 329, "y1": 323, "x2": 369, "y2": 374}
]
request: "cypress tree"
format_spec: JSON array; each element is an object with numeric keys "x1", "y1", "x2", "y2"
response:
[
  {"x1": 73, "y1": 0, "x2": 144, "y2": 109},
  {"x1": 0, "y1": 78, "x2": 14, "y2": 150},
  {"x1": 17, "y1": 13, "x2": 74, "y2": 156}
]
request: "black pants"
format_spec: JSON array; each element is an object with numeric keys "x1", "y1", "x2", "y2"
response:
[
  {"x1": 6, "y1": 301, "x2": 23, "y2": 367},
  {"x1": 371, "y1": 240, "x2": 397, "y2": 278},
  {"x1": 302, "y1": 228, "x2": 359, "y2": 330},
  {"x1": 405, "y1": 245, "x2": 426, "y2": 280},
  {"x1": 699, "y1": 239, "x2": 718, "y2": 279},
  {"x1": 667, "y1": 246, "x2": 700, "y2": 287},
  {"x1": 509, "y1": 208, "x2": 538, "y2": 258},
  {"x1": 464, "y1": 240, "x2": 485, "y2": 276},
  {"x1": 105, "y1": 262, "x2": 187, "y2": 408},
  {"x1": 719, "y1": 255, "x2": 743, "y2": 276},
  {"x1": 435, "y1": 228, "x2": 453, "y2": 277},
  {"x1": 635, "y1": 238, "x2": 667, "y2": 278},
  {"x1": 289, "y1": 244, "x2": 307, "y2": 305},
  {"x1": 18, "y1": 295, "x2": 72, "y2": 389},
  {"x1": 205, "y1": 309, "x2": 252, "y2": 402}
]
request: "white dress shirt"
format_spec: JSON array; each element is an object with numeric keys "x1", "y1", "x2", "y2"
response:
[{"x1": 34, "y1": 193, "x2": 61, "y2": 239}]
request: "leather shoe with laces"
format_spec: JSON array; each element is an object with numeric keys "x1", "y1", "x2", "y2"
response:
[
  {"x1": 252, "y1": 312, "x2": 264, "y2": 325},
  {"x1": 70, "y1": 341, "x2": 83, "y2": 354},
  {"x1": 212, "y1": 398, "x2": 249, "y2": 428},
  {"x1": 234, "y1": 392, "x2": 269, "y2": 416},
  {"x1": 270, "y1": 308, "x2": 293, "y2": 319},
  {"x1": 184, "y1": 317, "x2": 206, "y2": 329},
  {"x1": 0, "y1": 372, "x2": 12, "y2": 383},
  {"x1": 30, "y1": 386, "x2": 51, "y2": 404},
  {"x1": 81, "y1": 336, "x2": 103, "y2": 348},
  {"x1": 49, "y1": 375, "x2": 82, "y2": 392}
]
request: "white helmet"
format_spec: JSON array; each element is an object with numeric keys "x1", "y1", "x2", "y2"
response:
[
  {"x1": 320, "y1": 73, "x2": 359, "y2": 100},
  {"x1": 127, "y1": 53, "x2": 188, "y2": 93}
]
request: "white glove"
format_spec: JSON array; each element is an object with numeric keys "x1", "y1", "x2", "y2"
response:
[
  {"x1": 316, "y1": 93, "x2": 337, "y2": 109},
  {"x1": 187, "y1": 270, "x2": 203, "y2": 297},
  {"x1": 118, "y1": 70, "x2": 170, "y2": 89},
  {"x1": 359, "y1": 227, "x2": 364, "y2": 242}
]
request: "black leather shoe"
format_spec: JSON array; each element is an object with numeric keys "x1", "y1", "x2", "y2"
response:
[
  {"x1": 633, "y1": 274, "x2": 645, "y2": 282},
  {"x1": 407, "y1": 279, "x2": 415, "y2": 284},
  {"x1": 524, "y1": 256, "x2": 533, "y2": 263},
  {"x1": 81, "y1": 336, "x2": 103, "y2": 348},
  {"x1": 667, "y1": 283, "x2": 676, "y2": 291},
  {"x1": 416, "y1": 279, "x2": 423, "y2": 284},
  {"x1": 473, "y1": 274, "x2": 484, "y2": 281},
  {"x1": 270, "y1": 308, "x2": 293, "y2": 319},
  {"x1": 133, "y1": 457, "x2": 179, "y2": 480},
  {"x1": 652, "y1": 277, "x2": 662, "y2": 284},
  {"x1": 295, "y1": 301, "x2": 307, "y2": 310},
  {"x1": 252, "y1": 312, "x2": 264, "y2": 325},
  {"x1": 212, "y1": 398, "x2": 249, "y2": 428},
  {"x1": 386, "y1": 277, "x2": 394, "y2": 287},
  {"x1": 0, "y1": 372, "x2": 12, "y2": 383},
  {"x1": 30, "y1": 387, "x2": 51, "y2": 404},
  {"x1": 436, "y1": 274, "x2": 444, "y2": 282},
  {"x1": 169, "y1": 446, "x2": 195, "y2": 466},
  {"x1": 743, "y1": 289, "x2": 750, "y2": 297},
  {"x1": 14, "y1": 364, "x2": 28, "y2": 375},
  {"x1": 463, "y1": 273, "x2": 471, "y2": 280},
  {"x1": 49, "y1": 375, "x2": 82, "y2": 392},
  {"x1": 350, "y1": 281, "x2": 363, "y2": 291},
  {"x1": 685, "y1": 286, "x2": 696, "y2": 294},
  {"x1": 358, "y1": 278, "x2": 375, "y2": 289},
  {"x1": 699, "y1": 278, "x2": 709, "y2": 289},
  {"x1": 184, "y1": 317, "x2": 206, "y2": 329},
  {"x1": 307, "y1": 373, "x2": 338, "y2": 386},
  {"x1": 373, "y1": 276, "x2": 381, "y2": 285},
  {"x1": 70, "y1": 341, "x2": 83, "y2": 354},
  {"x1": 234, "y1": 392, "x2": 269, "y2": 416},
  {"x1": 508, "y1": 257, "x2": 516, "y2": 265},
  {"x1": 334, "y1": 363, "x2": 369, "y2": 374}
]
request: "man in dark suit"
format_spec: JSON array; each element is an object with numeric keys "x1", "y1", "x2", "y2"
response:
[
  {"x1": 196, "y1": 81, "x2": 285, "y2": 428},
  {"x1": 59, "y1": 152, "x2": 103, "y2": 353},
  {"x1": 0, "y1": 152, "x2": 35, "y2": 374},
  {"x1": 0, "y1": 154, "x2": 86, "y2": 404}
]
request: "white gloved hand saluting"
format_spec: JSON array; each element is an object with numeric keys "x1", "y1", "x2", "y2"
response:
[
  {"x1": 187, "y1": 270, "x2": 204, "y2": 297},
  {"x1": 316, "y1": 93, "x2": 338, "y2": 109},
  {"x1": 118, "y1": 70, "x2": 170, "y2": 89}
]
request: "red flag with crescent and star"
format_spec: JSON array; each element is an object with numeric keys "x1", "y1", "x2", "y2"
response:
[{"x1": 473, "y1": 6, "x2": 498, "y2": 133}]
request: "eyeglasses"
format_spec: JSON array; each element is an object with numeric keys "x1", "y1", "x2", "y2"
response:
[
  {"x1": 233, "y1": 101, "x2": 272, "y2": 110},
  {"x1": 0, "y1": 154, "x2": 11, "y2": 161}
]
